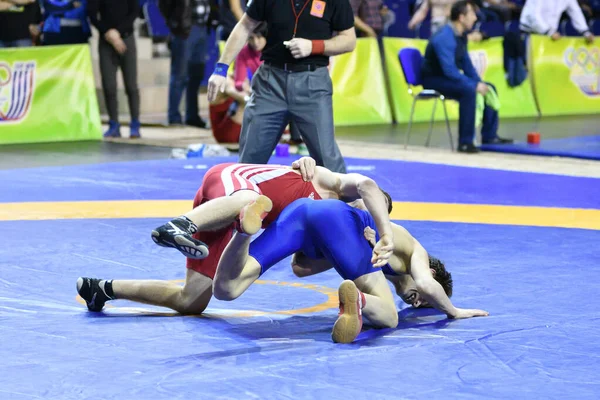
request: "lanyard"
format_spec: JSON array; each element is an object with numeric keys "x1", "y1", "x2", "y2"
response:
[{"x1": 290, "y1": 0, "x2": 312, "y2": 38}]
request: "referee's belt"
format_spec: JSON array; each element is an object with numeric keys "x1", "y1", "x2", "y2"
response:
[{"x1": 265, "y1": 62, "x2": 325, "y2": 73}]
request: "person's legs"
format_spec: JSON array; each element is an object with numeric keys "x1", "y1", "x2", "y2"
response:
[
  {"x1": 168, "y1": 35, "x2": 189, "y2": 124},
  {"x1": 112, "y1": 269, "x2": 213, "y2": 314},
  {"x1": 238, "y1": 65, "x2": 290, "y2": 164},
  {"x1": 79, "y1": 220, "x2": 242, "y2": 313},
  {"x1": 422, "y1": 76, "x2": 477, "y2": 147},
  {"x1": 213, "y1": 197, "x2": 311, "y2": 300},
  {"x1": 301, "y1": 202, "x2": 397, "y2": 342},
  {"x1": 332, "y1": 272, "x2": 399, "y2": 343},
  {"x1": 481, "y1": 82, "x2": 500, "y2": 143},
  {"x1": 98, "y1": 39, "x2": 121, "y2": 137},
  {"x1": 287, "y1": 67, "x2": 346, "y2": 173},
  {"x1": 185, "y1": 24, "x2": 208, "y2": 127},
  {"x1": 152, "y1": 190, "x2": 260, "y2": 258},
  {"x1": 152, "y1": 163, "x2": 265, "y2": 258},
  {"x1": 209, "y1": 100, "x2": 241, "y2": 143},
  {"x1": 120, "y1": 35, "x2": 141, "y2": 137},
  {"x1": 211, "y1": 234, "x2": 262, "y2": 301},
  {"x1": 77, "y1": 269, "x2": 213, "y2": 315},
  {"x1": 354, "y1": 272, "x2": 398, "y2": 328},
  {"x1": 185, "y1": 190, "x2": 260, "y2": 232}
]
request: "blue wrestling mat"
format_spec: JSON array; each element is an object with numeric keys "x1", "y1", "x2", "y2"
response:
[
  {"x1": 481, "y1": 134, "x2": 600, "y2": 160},
  {"x1": 1, "y1": 156, "x2": 599, "y2": 399}
]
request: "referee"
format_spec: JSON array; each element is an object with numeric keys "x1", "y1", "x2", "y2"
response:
[{"x1": 207, "y1": 0, "x2": 356, "y2": 173}]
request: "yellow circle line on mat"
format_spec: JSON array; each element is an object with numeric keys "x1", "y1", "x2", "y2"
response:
[
  {"x1": 75, "y1": 279, "x2": 339, "y2": 318},
  {"x1": 2, "y1": 200, "x2": 599, "y2": 230}
]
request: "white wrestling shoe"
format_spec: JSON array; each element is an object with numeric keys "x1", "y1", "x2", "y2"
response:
[
  {"x1": 332, "y1": 280, "x2": 365, "y2": 344},
  {"x1": 236, "y1": 195, "x2": 273, "y2": 235}
]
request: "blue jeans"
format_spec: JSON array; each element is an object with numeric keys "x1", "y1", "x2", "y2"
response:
[
  {"x1": 0, "y1": 39, "x2": 32, "y2": 48},
  {"x1": 422, "y1": 77, "x2": 499, "y2": 145},
  {"x1": 168, "y1": 24, "x2": 208, "y2": 123}
]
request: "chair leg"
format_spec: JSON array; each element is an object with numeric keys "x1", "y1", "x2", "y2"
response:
[
  {"x1": 425, "y1": 98, "x2": 438, "y2": 148},
  {"x1": 441, "y1": 99, "x2": 454, "y2": 151},
  {"x1": 404, "y1": 97, "x2": 418, "y2": 149}
]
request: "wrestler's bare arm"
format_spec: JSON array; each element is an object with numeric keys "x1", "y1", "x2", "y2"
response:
[
  {"x1": 407, "y1": 233, "x2": 489, "y2": 319},
  {"x1": 409, "y1": 242, "x2": 460, "y2": 317},
  {"x1": 315, "y1": 169, "x2": 393, "y2": 237},
  {"x1": 388, "y1": 223, "x2": 462, "y2": 316}
]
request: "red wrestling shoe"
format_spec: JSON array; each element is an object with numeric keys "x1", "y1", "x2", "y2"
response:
[
  {"x1": 332, "y1": 280, "x2": 366, "y2": 344},
  {"x1": 235, "y1": 195, "x2": 273, "y2": 235}
]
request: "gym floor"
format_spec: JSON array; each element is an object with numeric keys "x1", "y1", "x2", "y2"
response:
[{"x1": 1, "y1": 129, "x2": 599, "y2": 398}]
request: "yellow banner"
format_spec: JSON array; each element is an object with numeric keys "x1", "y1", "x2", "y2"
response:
[
  {"x1": 530, "y1": 35, "x2": 600, "y2": 116},
  {"x1": 0, "y1": 45, "x2": 102, "y2": 144},
  {"x1": 329, "y1": 38, "x2": 393, "y2": 126}
]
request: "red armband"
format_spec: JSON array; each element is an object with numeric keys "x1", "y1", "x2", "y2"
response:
[{"x1": 311, "y1": 40, "x2": 325, "y2": 55}]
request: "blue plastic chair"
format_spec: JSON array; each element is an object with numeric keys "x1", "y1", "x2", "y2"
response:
[
  {"x1": 398, "y1": 48, "x2": 454, "y2": 150},
  {"x1": 144, "y1": 0, "x2": 170, "y2": 39}
]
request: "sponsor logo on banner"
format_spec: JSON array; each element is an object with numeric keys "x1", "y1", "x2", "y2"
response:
[
  {"x1": 468, "y1": 50, "x2": 488, "y2": 78},
  {"x1": 0, "y1": 61, "x2": 36, "y2": 124},
  {"x1": 564, "y1": 46, "x2": 600, "y2": 96}
]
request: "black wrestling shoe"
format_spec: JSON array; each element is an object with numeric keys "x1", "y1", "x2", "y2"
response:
[
  {"x1": 77, "y1": 277, "x2": 113, "y2": 312},
  {"x1": 151, "y1": 216, "x2": 209, "y2": 259}
]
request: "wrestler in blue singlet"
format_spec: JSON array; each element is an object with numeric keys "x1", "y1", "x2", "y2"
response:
[{"x1": 249, "y1": 198, "x2": 395, "y2": 280}]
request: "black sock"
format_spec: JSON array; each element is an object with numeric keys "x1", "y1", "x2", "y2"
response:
[{"x1": 101, "y1": 280, "x2": 115, "y2": 299}]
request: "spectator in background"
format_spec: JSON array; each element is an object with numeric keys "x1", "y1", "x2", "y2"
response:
[
  {"x1": 233, "y1": 22, "x2": 267, "y2": 92},
  {"x1": 473, "y1": 0, "x2": 521, "y2": 23},
  {"x1": 207, "y1": 22, "x2": 267, "y2": 146},
  {"x1": 421, "y1": 1, "x2": 513, "y2": 153},
  {"x1": 219, "y1": 0, "x2": 245, "y2": 41},
  {"x1": 208, "y1": 75, "x2": 246, "y2": 144},
  {"x1": 88, "y1": 0, "x2": 141, "y2": 138},
  {"x1": 350, "y1": 0, "x2": 385, "y2": 38},
  {"x1": 409, "y1": 0, "x2": 485, "y2": 42},
  {"x1": 0, "y1": 0, "x2": 40, "y2": 48},
  {"x1": 167, "y1": 0, "x2": 211, "y2": 128},
  {"x1": 520, "y1": 0, "x2": 594, "y2": 43},
  {"x1": 40, "y1": 0, "x2": 91, "y2": 45},
  {"x1": 409, "y1": 0, "x2": 456, "y2": 34}
]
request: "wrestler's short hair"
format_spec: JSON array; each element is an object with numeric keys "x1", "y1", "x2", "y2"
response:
[
  {"x1": 430, "y1": 256, "x2": 453, "y2": 297},
  {"x1": 380, "y1": 188, "x2": 393, "y2": 214}
]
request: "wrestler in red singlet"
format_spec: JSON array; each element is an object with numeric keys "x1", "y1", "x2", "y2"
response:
[
  {"x1": 187, "y1": 163, "x2": 323, "y2": 279},
  {"x1": 209, "y1": 98, "x2": 241, "y2": 144}
]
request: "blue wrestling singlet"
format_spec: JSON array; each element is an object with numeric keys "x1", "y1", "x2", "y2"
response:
[{"x1": 248, "y1": 198, "x2": 386, "y2": 281}]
